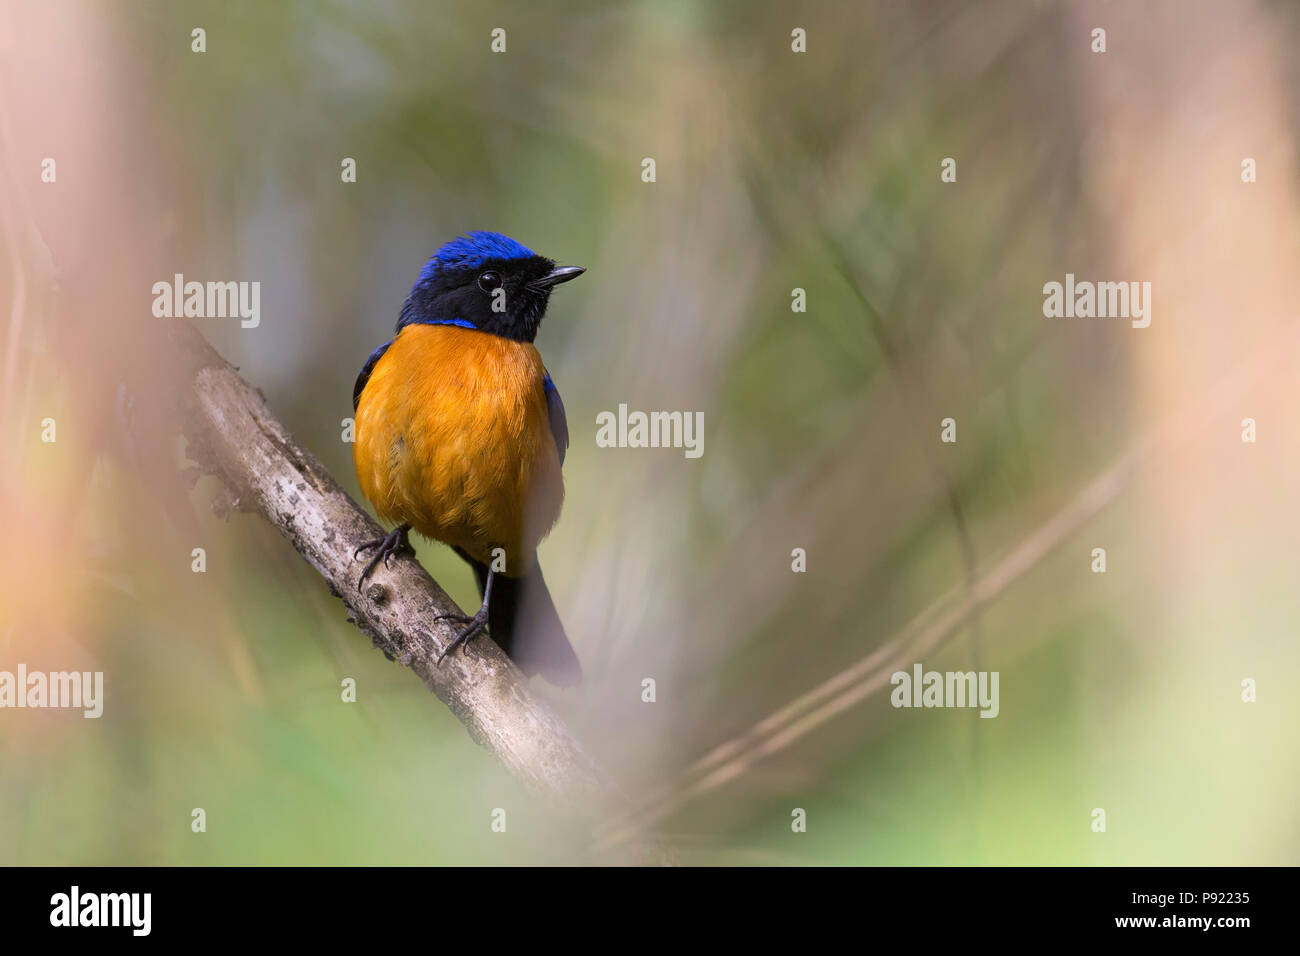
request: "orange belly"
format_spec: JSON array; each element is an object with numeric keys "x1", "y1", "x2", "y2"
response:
[{"x1": 352, "y1": 324, "x2": 564, "y2": 574}]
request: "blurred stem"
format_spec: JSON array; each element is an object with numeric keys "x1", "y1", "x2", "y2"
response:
[{"x1": 596, "y1": 303, "x2": 1293, "y2": 853}]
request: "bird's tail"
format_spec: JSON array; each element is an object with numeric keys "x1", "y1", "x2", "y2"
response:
[{"x1": 456, "y1": 549, "x2": 582, "y2": 686}]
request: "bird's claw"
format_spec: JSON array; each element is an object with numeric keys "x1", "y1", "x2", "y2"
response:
[
  {"x1": 436, "y1": 606, "x2": 489, "y2": 665},
  {"x1": 355, "y1": 525, "x2": 413, "y2": 588}
]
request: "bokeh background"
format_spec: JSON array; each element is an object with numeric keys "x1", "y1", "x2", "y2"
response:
[{"x1": 2, "y1": 0, "x2": 1298, "y2": 865}]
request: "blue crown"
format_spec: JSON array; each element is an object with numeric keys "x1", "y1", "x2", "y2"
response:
[{"x1": 419, "y1": 231, "x2": 535, "y2": 280}]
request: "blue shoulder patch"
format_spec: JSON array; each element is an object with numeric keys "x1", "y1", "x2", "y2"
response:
[
  {"x1": 419, "y1": 231, "x2": 535, "y2": 280},
  {"x1": 407, "y1": 317, "x2": 478, "y2": 331},
  {"x1": 543, "y1": 372, "x2": 569, "y2": 466},
  {"x1": 353, "y1": 340, "x2": 392, "y2": 411}
]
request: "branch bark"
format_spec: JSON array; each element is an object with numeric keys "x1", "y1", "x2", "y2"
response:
[{"x1": 166, "y1": 323, "x2": 638, "y2": 836}]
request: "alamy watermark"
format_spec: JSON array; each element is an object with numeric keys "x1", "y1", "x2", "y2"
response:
[
  {"x1": 50, "y1": 886, "x2": 150, "y2": 936},
  {"x1": 1042, "y1": 273, "x2": 1151, "y2": 328},
  {"x1": 152, "y1": 273, "x2": 260, "y2": 328},
  {"x1": 0, "y1": 665, "x2": 103, "y2": 717},
  {"x1": 595, "y1": 404, "x2": 703, "y2": 459},
  {"x1": 891, "y1": 663, "x2": 999, "y2": 718}
]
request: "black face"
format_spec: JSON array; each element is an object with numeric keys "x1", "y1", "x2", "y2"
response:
[{"x1": 397, "y1": 255, "x2": 584, "y2": 342}]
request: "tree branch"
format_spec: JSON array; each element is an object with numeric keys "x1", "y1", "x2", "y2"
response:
[{"x1": 166, "y1": 323, "x2": 633, "y2": 828}]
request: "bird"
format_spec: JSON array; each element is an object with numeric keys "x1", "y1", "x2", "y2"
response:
[{"x1": 351, "y1": 231, "x2": 584, "y2": 686}]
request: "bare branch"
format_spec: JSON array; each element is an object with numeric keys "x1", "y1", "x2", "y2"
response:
[{"x1": 166, "y1": 324, "x2": 649, "y2": 847}]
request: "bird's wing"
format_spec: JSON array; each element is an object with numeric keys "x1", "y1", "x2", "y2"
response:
[
  {"x1": 543, "y1": 372, "x2": 569, "y2": 466},
  {"x1": 352, "y1": 340, "x2": 393, "y2": 411}
]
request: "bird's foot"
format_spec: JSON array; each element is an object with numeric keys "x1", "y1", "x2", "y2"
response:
[
  {"x1": 354, "y1": 524, "x2": 413, "y2": 588},
  {"x1": 435, "y1": 604, "x2": 489, "y2": 665}
]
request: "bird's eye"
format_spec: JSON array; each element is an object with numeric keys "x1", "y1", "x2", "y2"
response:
[{"x1": 477, "y1": 271, "x2": 502, "y2": 292}]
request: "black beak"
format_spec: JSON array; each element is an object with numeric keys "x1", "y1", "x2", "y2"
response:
[{"x1": 529, "y1": 266, "x2": 585, "y2": 291}]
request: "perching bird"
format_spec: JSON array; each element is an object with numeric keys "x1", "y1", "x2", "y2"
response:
[{"x1": 351, "y1": 232, "x2": 584, "y2": 685}]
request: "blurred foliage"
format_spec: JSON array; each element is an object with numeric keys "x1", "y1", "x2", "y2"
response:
[{"x1": 2, "y1": 0, "x2": 1298, "y2": 864}]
